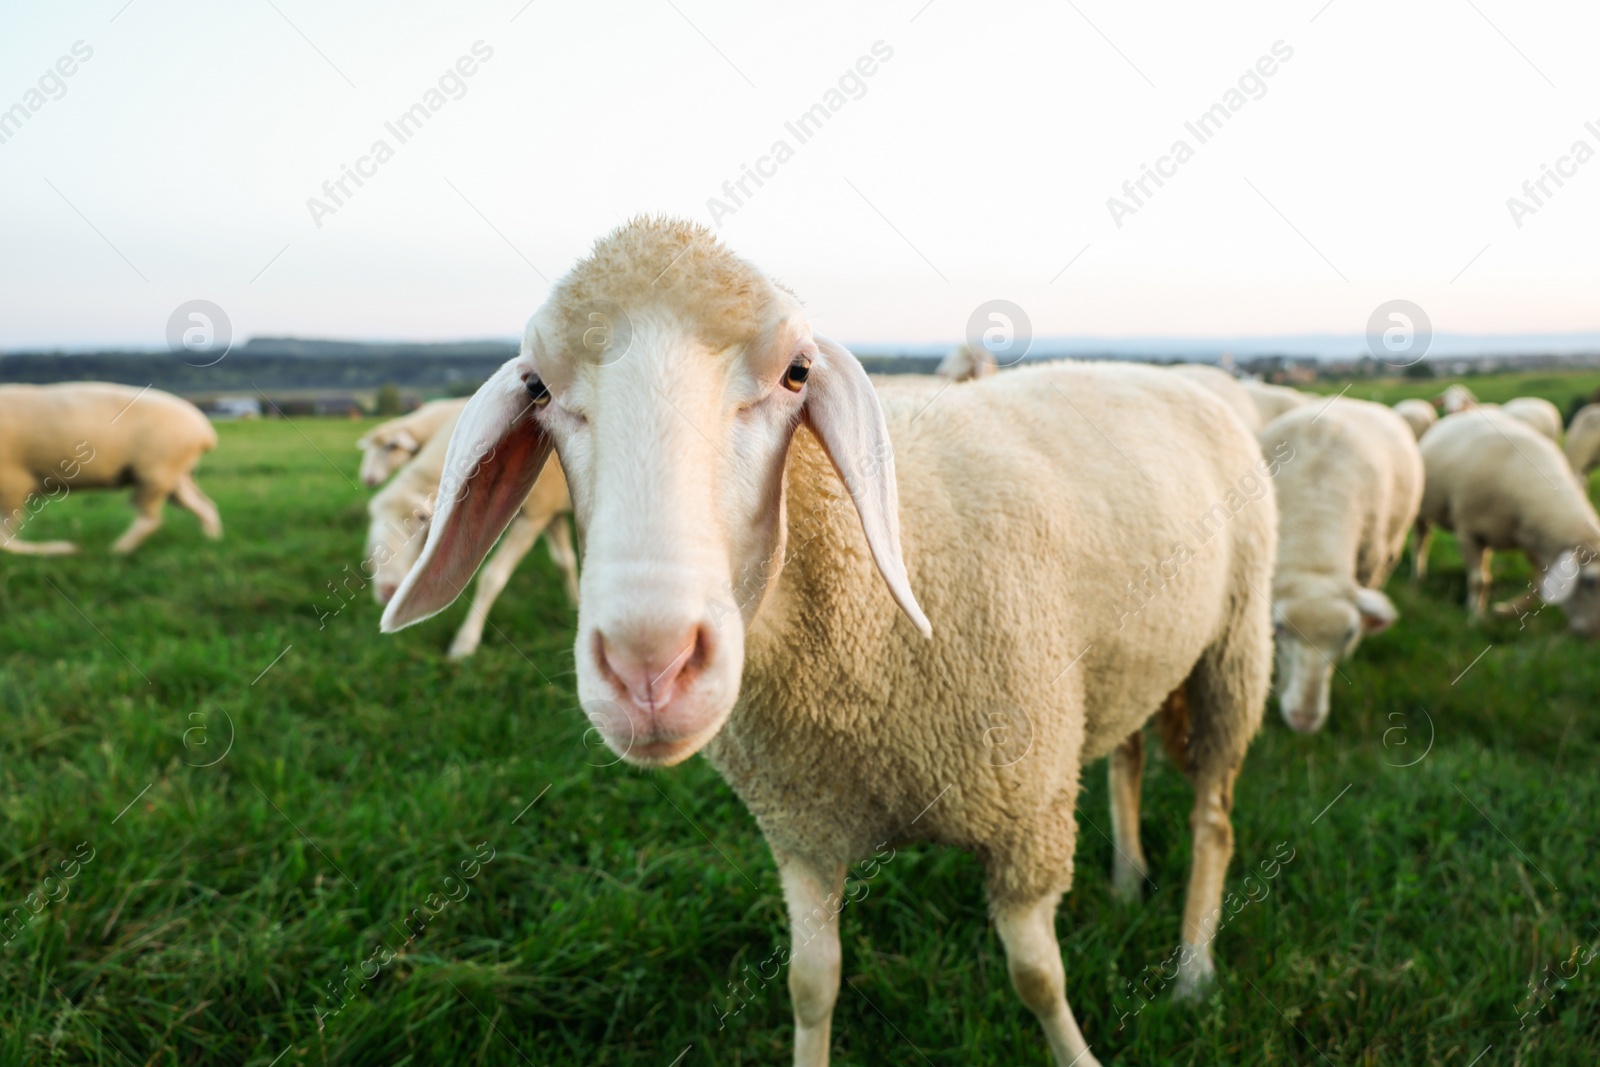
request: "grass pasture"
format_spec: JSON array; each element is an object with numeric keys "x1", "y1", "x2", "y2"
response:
[{"x1": 1, "y1": 382, "x2": 1598, "y2": 1065}]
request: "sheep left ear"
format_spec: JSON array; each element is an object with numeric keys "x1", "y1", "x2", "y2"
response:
[
  {"x1": 1354, "y1": 587, "x2": 1397, "y2": 634},
  {"x1": 381, "y1": 358, "x2": 553, "y2": 632},
  {"x1": 804, "y1": 335, "x2": 932, "y2": 638}
]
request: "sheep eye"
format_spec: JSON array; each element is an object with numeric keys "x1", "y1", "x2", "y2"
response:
[
  {"x1": 782, "y1": 357, "x2": 812, "y2": 393},
  {"x1": 525, "y1": 376, "x2": 551, "y2": 407}
]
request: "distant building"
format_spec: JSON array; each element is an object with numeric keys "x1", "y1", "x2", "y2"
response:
[{"x1": 206, "y1": 396, "x2": 262, "y2": 420}]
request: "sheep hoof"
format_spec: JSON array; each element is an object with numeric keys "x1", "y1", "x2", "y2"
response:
[
  {"x1": 447, "y1": 639, "x2": 480, "y2": 660},
  {"x1": 1110, "y1": 865, "x2": 1146, "y2": 905},
  {"x1": 1171, "y1": 951, "x2": 1215, "y2": 1002},
  {"x1": 35, "y1": 540, "x2": 79, "y2": 556}
]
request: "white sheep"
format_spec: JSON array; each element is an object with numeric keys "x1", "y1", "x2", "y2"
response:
[
  {"x1": 367, "y1": 409, "x2": 577, "y2": 658},
  {"x1": 1436, "y1": 383, "x2": 1478, "y2": 413},
  {"x1": 1256, "y1": 399, "x2": 1423, "y2": 732},
  {"x1": 1171, "y1": 362, "x2": 1262, "y2": 431},
  {"x1": 1500, "y1": 396, "x2": 1564, "y2": 443},
  {"x1": 935, "y1": 342, "x2": 997, "y2": 381},
  {"x1": 1239, "y1": 379, "x2": 1308, "y2": 426},
  {"x1": 355, "y1": 398, "x2": 469, "y2": 487},
  {"x1": 0, "y1": 382, "x2": 220, "y2": 555},
  {"x1": 382, "y1": 218, "x2": 1276, "y2": 1067},
  {"x1": 1392, "y1": 398, "x2": 1438, "y2": 440},
  {"x1": 1564, "y1": 402, "x2": 1600, "y2": 481},
  {"x1": 1415, "y1": 408, "x2": 1600, "y2": 634}
]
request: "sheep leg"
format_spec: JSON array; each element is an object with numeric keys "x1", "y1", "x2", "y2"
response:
[
  {"x1": 1461, "y1": 538, "x2": 1492, "y2": 620},
  {"x1": 1173, "y1": 767, "x2": 1238, "y2": 1000},
  {"x1": 1107, "y1": 730, "x2": 1148, "y2": 904},
  {"x1": 544, "y1": 514, "x2": 580, "y2": 606},
  {"x1": 775, "y1": 851, "x2": 845, "y2": 1067},
  {"x1": 171, "y1": 473, "x2": 222, "y2": 539},
  {"x1": 993, "y1": 893, "x2": 1102, "y2": 1067},
  {"x1": 0, "y1": 481, "x2": 78, "y2": 555},
  {"x1": 448, "y1": 512, "x2": 542, "y2": 659},
  {"x1": 1411, "y1": 519, "x2": 1433, "y2": 581},
  {"x1": 111, "y1": 482, "x2": 169, "y2": 554}
]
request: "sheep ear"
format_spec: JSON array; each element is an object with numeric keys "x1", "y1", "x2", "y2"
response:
[
  {"x1": 1540, "y1": 550, "x2": 1580, "y2": 605},
  {"x1": 1354, "y1": 587, "x2": 1397, "y2": 634},
  {"x1": 381, "y1": 360, "x2": 552, "y2": 632},
  {"x1": 394, "y1": 429, "x2": 420, "y2": 453},
  {"x1": 804, "y1": 335, "x2": 932, "y2": 638}
]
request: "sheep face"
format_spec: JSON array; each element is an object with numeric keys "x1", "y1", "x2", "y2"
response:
[
  {"x1": 357, "y1": 429, "x2": 420, "y2": 487},
  {"x1": 1272, "y1": 583, "x2": 1396, "y2": 733},
  {"x1": 1539, "y1": 551, "x2": 1600, "y2": 638},
  {"x1": 381, "y1": 220, "x2": 927, "y2": 768},
  {"x1": 366, "y1": 494, "x2": 432, "y2": 605}
]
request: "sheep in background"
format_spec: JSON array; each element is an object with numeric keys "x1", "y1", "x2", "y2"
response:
[
  {"x1": 1240, "y1": 379, "x2": 1308, "y2": 426},
  {"x1": 1257, "y1": 399, "x2": 1423, "y2": 732},
  {"x1": 367, "y1": 410, "x2": 576, "y2": 659},
  {"x1": 1416, "y1": 408, "x2": 1600, "y2": 634},
  {"x1": 355, "y1": 397, "x2": 469, "y2": 487},
  {"x1": 1565, "y1": 403, "x2": 1600, "y2": 483},
  {"x1": 1437, "y1": 383, "x2": 1478, "y2": 414},
  {"x1": 1501, "y1": 396, "x2": 1564, "y2": 443},
  {"x1": 1171, "y1": 362, "x2": 1262, "y2": 431},
  {"x1": 935, "y1": 342, "x2": 997, "y2": 381},
  {"x1": 0, "y1": 382, "x2": 220, "y2": 555},
  {"x1": 382, "y1": 218, "x2": 1276, "y2": 1067},
  {"x1": 1393, "y1": 398, "x2": 1438, "y2": 440}
]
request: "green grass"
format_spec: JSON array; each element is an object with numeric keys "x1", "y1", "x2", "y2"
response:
[
  {"x1": 1303, "y1": 366, "x2": 1600, "y2": 417},
  {"x1": 1, "y1": 402, "x2": 1597, "y2": 1066}
]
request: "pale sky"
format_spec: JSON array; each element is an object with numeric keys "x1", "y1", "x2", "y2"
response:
[{"x1": 1, "y1": 0, "x2": 1597, "y2": 350}]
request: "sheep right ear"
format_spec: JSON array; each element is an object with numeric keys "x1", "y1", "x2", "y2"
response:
[{"x1": 381, "y1": 359, "x2": 552, "y2": 632}]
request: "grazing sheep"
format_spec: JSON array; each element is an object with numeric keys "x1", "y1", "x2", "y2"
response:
[
  {"x1": 1392, "y1": 398, "x2": 1438, "y2": 441},
  {"x1": 1565, "y1": 403, "x2": 1600, "y2": 482},
  {"x1": 1240, "y1": 380, "x2": 1308, "y2": 426},
  {"x1": 1436, "y1": 383, "x2": 1478, "y2": 414},
  {"x1": 367, "y1": 410, "x2": 576, "y2": 659},
  {"x1": 935, "y1": 342, "x2": 998, "y2": 381},
  {"x1": 1257, "y1": 399, "x2": 1423, "y2": 732},
  {"x1": 0, "y1": 382, "x2": 220, "y2": 555},
  {"x1": 382, "y1": 218, "x2": 1276, "y2": 1067},
  {"x1": 1171, "y1": 362, "x2": 1262, "y2": 431},
  {"x1": 355, "y1": 398, "x2": 469, "y2": 487},
  {"x1": 1415, "y1": 408, "x2": 1600, "y2": 635},
  {"x1": 1500, "y1": 396, "x2": 1564, "y2": 443}
]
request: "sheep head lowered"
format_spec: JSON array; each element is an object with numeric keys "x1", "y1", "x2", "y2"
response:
[{"x1": 381, "y1": 219, "x2": 929, "y2": 766}]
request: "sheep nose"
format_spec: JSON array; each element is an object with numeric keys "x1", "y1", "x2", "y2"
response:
[
  {"x1": 376, "y1": 581, "x2": 399, "y2": 605},
  {"x1": 596, "y1": 623, "x2": 713, "y2": 716}
]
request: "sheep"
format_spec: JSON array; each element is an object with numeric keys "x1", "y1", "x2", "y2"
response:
[
  {"x1": 381, "y1": 218, "x2": 1276, "y2": 1067},
  {"x1": 0, "y1": 382, "x2": 220, "y2": 555},
  {"x1": 935, "y1": 342, "x2": 997, "y2": 381},
  {"x1": 1239, "y1": 379, "x2": 1308, "y2": 426},
  {"x1": 367, "y1": 409, "x2": 577, "y2": 658},
  {"x1": 1255, "y1": 399, "x2": 1423, "y2": 732},
  {"x1": 1392, "y1": 398, "x2": 1438, "y2": 440},
  {"x1": 355, "y1": 397, "x2": 469, "y2": 487},
  {"x1": 1565, "y1": 403, "x2": 1600, "y2": 482},
  {"x1": 1500, "y1": 396, "x2": 1564, "y2": 443},
  {"x1": 1436, "y1": 383, "x2": 1478, "y2": 413},
  {"x1": 1170, "y1": 362, "x2": 1262, "y2": 431},
  {"x1": 1415, "y1": 407, "x2": 1600, "y2": 635}
]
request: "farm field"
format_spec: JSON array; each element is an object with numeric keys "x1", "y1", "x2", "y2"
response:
[{"x1": 1, "y1": 385, "x2": 1598, "y2": 1066}]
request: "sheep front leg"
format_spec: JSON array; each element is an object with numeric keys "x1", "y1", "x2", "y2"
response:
[
  {"x1": 1460, "y1": 537, "x2": 1493, "y2": 620},
  {"x1": 172, "y1": 473, "x2": 222, "y2": 539},
  {"x1": 544, "y1": 515, "x2": 580, "y2": 606},
  {"x1": 111, "y1": 482, "x2": 169, "y2": 554},
  {"x1": 1173, "y1": 768, "x2": 1237, "y2": 1000},
  {"x1": 994, "y1": 893, "x2": 1102, "y2": 1067},
  {"x1": 448, "y1": 512, "x2": 541, "y2": 659},
  {"x1": 1411, "y1": 519, "x2": 1432, "y2": 581},
  {"x1": 1107, "y1": 730, "x2": 1148, "y2": 904},
  {"x1": 776, "y1": 851, "x2": 845, "y2": 1067}
]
